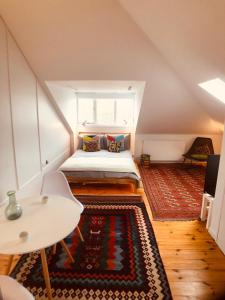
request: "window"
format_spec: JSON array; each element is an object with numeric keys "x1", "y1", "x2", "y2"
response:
[
  {"x1": 96, "y1": 98, "x2": 115, "y2": 125},
  {"x1": 77, "y1": 93, "x2": 134, "y2": 126},
  {"x1": 77, "y1": 98, "x2": 94, "y2": 123}
]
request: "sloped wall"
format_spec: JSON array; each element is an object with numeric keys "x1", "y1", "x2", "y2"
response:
[
  {"x1": 119, "y1": 0, "x2": 225, "y2": 124},
  {"x1": 0, "y1": 0, "x2": 221, "y2": 134},
  {"x1": 0, "y1": 18, "x2": 70, "y2": 202},
  {"x1": 46, "y1": 83, "x2": 77, "y2": 132}
]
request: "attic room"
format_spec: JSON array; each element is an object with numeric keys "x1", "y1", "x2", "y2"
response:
[{"x1": 1, "y1": 0, "x2": 225, "y2": 299}]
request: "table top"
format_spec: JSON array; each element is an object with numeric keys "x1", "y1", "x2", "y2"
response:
[{"x1": 0, "y1": 195, "x2": 81, "y2": 255}]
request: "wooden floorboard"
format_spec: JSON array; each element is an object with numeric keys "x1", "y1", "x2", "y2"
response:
[
  {"x1": 1, "y1": 184, "x2": 225, "y2": 299},
  {"x1": 141, "y1": 190, "x2": 225, "y2": 299}
]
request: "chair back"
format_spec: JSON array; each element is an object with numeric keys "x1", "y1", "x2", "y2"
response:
[
  {"x1": 41, "y1": 170, "x2": 84, "y2": 213},
  {"x1": 0, "y1": 275, "x2": 35, "y2": 300},
  {"x1": 185, "y1": 137, "x2": 214, "y2": 157}
]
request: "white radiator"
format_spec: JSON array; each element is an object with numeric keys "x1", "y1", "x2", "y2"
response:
[{"x1": 143, "y1": 139, "x2": 186, "y2": 161}]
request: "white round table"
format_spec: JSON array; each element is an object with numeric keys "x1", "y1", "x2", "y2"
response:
[{"x1": 0, "y1": 195, "x2": 82, "y2": 300}]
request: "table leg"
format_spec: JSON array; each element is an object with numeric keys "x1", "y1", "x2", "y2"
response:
[
  {"x1": 6, "y1": 255, "x2": 14, "y2": 275},
  {"x1": 40, "y1": 249, "x2": 52, "y2": 300},
  {"x1": 52, "y1": 244, "x2": 57, "y2": 255},
  {"x1": 60, "y1": 240, "x2": 75, "y2": 263},
  {"x1": 77, "y1": 226, "x2": 84, "y2": 242}
]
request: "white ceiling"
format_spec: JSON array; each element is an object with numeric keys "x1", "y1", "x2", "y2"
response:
[{"x1": 0, "y1": 0, "x2": 224, "y2": 134}]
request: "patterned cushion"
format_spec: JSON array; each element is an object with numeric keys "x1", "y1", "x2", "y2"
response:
[
  {"x1": 107, "y1": 135, "x2": 125, "y2": 151},
  {"x1": 78, "y1": 135, "x2": 106, "y2": 149},
  {"x1": 108, "y1": 141, "x2": 121, "y2": 153},
  {"x1": 83, "y1": 135, "x2": 100, "y2": 152}
]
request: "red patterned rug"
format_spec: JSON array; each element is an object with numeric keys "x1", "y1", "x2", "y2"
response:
[
  {"x1": 11, "y1": 201, "x2": 171, "y2": 299},
  {"x1": 139, "y1": 164, "x2": 205, "y2": 221}
]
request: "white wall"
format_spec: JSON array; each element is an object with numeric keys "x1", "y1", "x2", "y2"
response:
[
  {"x1": 37, "y1": 84, "x2": 70, "y2": 167},
  {"x1": 0, "y1": 18, "x2": 70, "y2": 203},
  {"x1": 135, "y1": 134, "x2": 222, "y2": 161},
  {"x1": 46, "y1": 83, "x2": 76, "y2": 132},
  {"x1": 119, "y1": 0, "x2": 225, "y2": 124},
  {"x1": 8, "y1": 34, "x2": 41, "y2": 188},
  {"x1": 0, "y1": 0, "x2": 222, "y2": 135},
  {"x1": 217, "y1": 192, "x2": 225, "y2": 254},
  {"x1": 0, "y1": 18, "x2": 17, "y2": 198},
  {"x1": 209, "y1": 125, "x2": 225, "y2": 253}
]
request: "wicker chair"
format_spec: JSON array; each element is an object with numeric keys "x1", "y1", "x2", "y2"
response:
[{"x1": 183, "y1": 137, "x2": 214, "y2": 163}]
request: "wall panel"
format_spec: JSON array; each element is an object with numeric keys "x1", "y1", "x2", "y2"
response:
[
  {"x1": 37, "y1": 84, "x2": 70, "y2": 167},
  {"x1": 0, "y1": 17, "x2": 71, "y2": 199},
  {"x1": 0, "y1": 19, "x2": 17, "y2": 201},
  {"x1": 7, "y1": 34, "x2": 41, "y2": 188}
]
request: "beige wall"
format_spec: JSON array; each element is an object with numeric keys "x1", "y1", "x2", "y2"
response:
[{"x1": 0, "y1": 18, "x2": 70, "y2": 202}]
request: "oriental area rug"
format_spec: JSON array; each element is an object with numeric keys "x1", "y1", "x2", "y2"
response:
[
  {"x1": 139, "y1": 164, "x2": 205, "y2": 221},
  {"x1": 11, "y1": 202, "x2": 171, "y2": 299}
]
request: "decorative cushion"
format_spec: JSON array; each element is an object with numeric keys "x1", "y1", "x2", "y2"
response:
[
  {"x1": 78, "y1": 135, "x2": 106, "y2": 150},
  {"x1": 83, "y1": 135, "x2": 100, "y2": 152},
  {"x1": 107, "y1": 135, "x2": 125, "y2": 151},
  {"x1": 190, "y1": 154, "x2": 208, "y2": 161},
  {"x1": 108, "y1": 141, "x2": 121, "y2": 153}
]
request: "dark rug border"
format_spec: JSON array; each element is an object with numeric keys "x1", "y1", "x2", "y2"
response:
[{"x1": 75, "y1": 194, "x2": 143, "y2": 204}]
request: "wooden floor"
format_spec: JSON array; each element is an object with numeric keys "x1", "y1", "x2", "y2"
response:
[{"x1": 1, "y1": 183, "x2": 225, "y2": 299}]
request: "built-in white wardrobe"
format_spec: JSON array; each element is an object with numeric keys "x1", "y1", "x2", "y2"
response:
[{"x1": 0, "y1": 17, "x2": 71, "y2": 202}]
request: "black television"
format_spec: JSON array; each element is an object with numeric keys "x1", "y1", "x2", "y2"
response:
[{"x1": 204, "y1": 154, "x2": 220, "y2": 197}]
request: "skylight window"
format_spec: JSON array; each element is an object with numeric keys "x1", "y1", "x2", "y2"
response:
[{"x1": 198, "y1": 78, "x2": 225, "y2": 104}]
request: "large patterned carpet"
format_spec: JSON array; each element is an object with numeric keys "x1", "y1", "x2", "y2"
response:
[
  {"x1": 139, "y1": 164, "x2": 205, "y2": 221},
  {"x1": 11, "y1": 202, "x2": 171, "y2": 299}
]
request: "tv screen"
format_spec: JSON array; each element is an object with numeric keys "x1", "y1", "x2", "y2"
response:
[{"x1": 204, "y1": 154, "x2": 220, "y2": 197}]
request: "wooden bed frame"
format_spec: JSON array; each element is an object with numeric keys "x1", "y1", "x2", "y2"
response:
[
  {"x1": 66, "y1": 176, "x2": 138, "y2": 193},
  {"x1": 66, "y1": 131, "x2": 140, "y2": 193}
]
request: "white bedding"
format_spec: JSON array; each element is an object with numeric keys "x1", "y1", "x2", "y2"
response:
[
  {"x1": 72, "y1": 149, "x2": 132, "y2": 159},
  {"x1": 60, "y1": 150, "x2": 140, "y2": 178}
]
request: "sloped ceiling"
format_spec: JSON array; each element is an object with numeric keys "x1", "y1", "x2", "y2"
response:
[
  {"x1": 0, "y1": 0, "x2": 223, "y2": 134},
  {"x1": 119, "y1": 0, "x2": 225, "y2": 124}
]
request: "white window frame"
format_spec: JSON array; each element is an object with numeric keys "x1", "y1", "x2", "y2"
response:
[{"x1": 76, "y1": 92, "x2": 135, "y2": 127}]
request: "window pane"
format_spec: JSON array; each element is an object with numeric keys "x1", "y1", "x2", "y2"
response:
[
  {"x1": 96, "y1": 98, "x2": 115, "y2": 125},
  {"x1": 78, "y1": 98, "x2": 94, "y2": 123},
  {"x1": 116, "y1": 98, "x2": 133, "y2": 125}
]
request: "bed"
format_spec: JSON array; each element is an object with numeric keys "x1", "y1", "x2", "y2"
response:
[{"x1": 59, "y1": 147, "x2": 141, "y2": 193}]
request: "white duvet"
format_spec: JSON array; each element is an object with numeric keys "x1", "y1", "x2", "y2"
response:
[{"x1": 59, "y1": 150, "x2": 140, "y2": 177}]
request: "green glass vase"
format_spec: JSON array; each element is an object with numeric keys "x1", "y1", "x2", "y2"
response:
[{"x1": 5, "y1": 191, "x2": 22, "y2": 220}]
